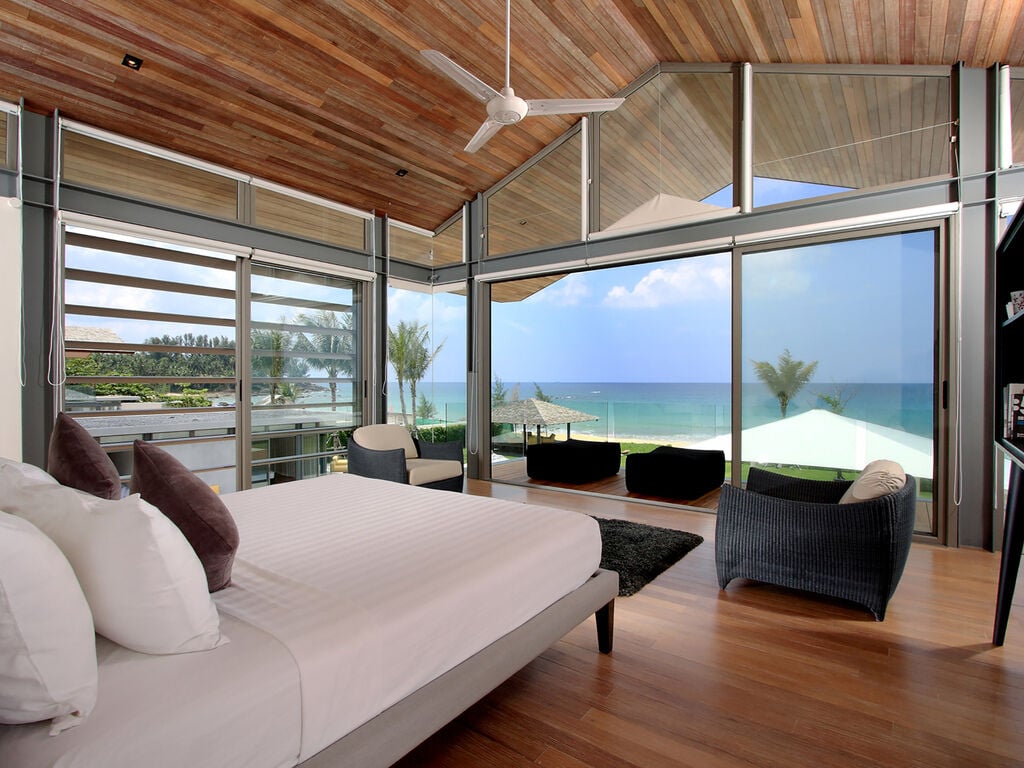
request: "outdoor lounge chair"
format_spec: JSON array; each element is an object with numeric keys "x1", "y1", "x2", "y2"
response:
[
  {"x1": 625, "y1": 446, "x2": 725, "y2": 499},
  {"x1": 715, "y1": 466, "x2": 916, "y2": 620},
  {"x1": 347, "y1": 424, "x2": 464, "y2": 491},
  {"x1": 526, "y1": 438, "x2": 621, "y2": 484}
]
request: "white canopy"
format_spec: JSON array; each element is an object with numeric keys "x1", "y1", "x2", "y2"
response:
[
  {"x1": 601, "y1": 193, "x2": 738, "y2": 235},
  {"x1": 690, "y1": 408, "x2": 933, "y2": 478}
]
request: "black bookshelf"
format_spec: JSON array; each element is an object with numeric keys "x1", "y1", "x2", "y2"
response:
[{"x1": 994, "y1": 200, "x2": 1024, "y2": 645}]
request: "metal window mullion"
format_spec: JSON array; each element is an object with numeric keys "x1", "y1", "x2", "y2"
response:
[
  {"x1": 237, "y1": 256, "x2": 252, "y2": 491},
  {"x1": 736, "y1": 63, "x2": 753, "y2": 213},
  {"x1": 249, "y1": 425, "x2": 353, "y2": 441},
  {"x1": 250, "y1": 294, "x2": 354, "y2": 313},
  {"x1": 65, "y1": 268, "x2": 235, "y2": 300},
  {"x1": 65, "y1": 304, "x2": 236, "y2": 327},
  {"x1": 731, "y1": 244, "x2": 743, "y2": 486},
  {"x1": 65, "y1": 341, "x2": 236, "y2": 355},
  {"x1": 250, "y1": 319, "x2": 354, "y2": 335},
  {"x1": 65, "y1": 232, "x2": 236, "y2": 271},
  {"x1": 67, "y1": 375, "x2": 235, "y2": 385}
]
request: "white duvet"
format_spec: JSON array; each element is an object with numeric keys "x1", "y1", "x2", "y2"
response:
[
  {"x1": 216, "y1": 473, "x2": 602, "y2": 761},
  {"x1": 0, "y1": 473, "x2": 602, "y2": 767}
]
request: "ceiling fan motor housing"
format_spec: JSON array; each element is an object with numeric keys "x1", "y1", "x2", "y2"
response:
[{"x1": 488, "y1": 87, "x2": 529, "y2": 124}]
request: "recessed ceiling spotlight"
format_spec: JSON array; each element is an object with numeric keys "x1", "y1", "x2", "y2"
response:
[
  {"x1": 395, "y1": 168, "x2": 408, "y2": 177},
  {"x1": 121, "y1": 53, "x2": 143, "y2": 70}
]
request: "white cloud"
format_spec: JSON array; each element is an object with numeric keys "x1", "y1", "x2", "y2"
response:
[
  {"x1": 602, "y1": 255, "x2": 730, "y2": 308},
  {"x1": 742, "y1": 249, "x2": 812, "y2": 297},
  {"x1": 529, "y1": 273, "x2": 591, "y2": 306}
]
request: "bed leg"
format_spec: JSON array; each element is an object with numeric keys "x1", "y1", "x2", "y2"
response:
[{"x1": 596, "y1": 600, "x2": 614, "y2": 654}]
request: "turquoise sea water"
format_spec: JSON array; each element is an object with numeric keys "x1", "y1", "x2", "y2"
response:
[{"x1": 396, "y1": 381, "x2": 935, "y2": 444}]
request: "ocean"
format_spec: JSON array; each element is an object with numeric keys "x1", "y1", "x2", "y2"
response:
[{"x1": 394, "y1": 381, "x2": 935, "y2": 445}]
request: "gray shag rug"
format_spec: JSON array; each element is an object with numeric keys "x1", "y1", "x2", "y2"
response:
[{"x1": 593, "y1": 517, "x2": 704, "y2": 597}]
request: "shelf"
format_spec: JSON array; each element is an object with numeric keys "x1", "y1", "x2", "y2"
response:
[
  {"x1": 997, "y1": 439, "x2": 1024, "y2": 467},
  {"x1": 994, "y1": 201, "x2": 1024, "y2": 646},
  {"x1": 1003, "y1": 311, "x2": 1024, "y2": 329}
]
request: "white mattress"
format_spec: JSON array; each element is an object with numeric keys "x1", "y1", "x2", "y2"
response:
[
  {"x1": 0, "y1": 474, "x2": 601, "y2": 768},
  {"x1": 0, "y1": 613, "x2": 302, "y2": 768},
  {"x1": 215, "y1": 473, "x2": 602, "y2": 761}
]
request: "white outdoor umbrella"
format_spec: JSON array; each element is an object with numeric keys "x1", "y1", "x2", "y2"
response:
[{"x1": 689, "y1": 408, "x2": 933, "y2": 478}]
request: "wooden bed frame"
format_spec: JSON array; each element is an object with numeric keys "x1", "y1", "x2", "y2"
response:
[{"x1": 300, "y1": 568, "x2": 618, "y2": 768}]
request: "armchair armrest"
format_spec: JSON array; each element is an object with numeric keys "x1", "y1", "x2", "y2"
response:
[
  {"x1": 347, "y1": 439, "x2": 409, "y2": 484},
  {"x1": 415, "y1": 438, "x2": 464, "y2": 466}
]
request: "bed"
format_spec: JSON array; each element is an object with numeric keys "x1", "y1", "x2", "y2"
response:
[{"x1": 0, "y1": 471, "x2": 617, "y2": 768}]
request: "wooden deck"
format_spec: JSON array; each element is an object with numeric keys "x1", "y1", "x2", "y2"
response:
[
  {"x1": 489, "y1": 457, "x2": 721, "y2": 512},
  {"x1": 395, "y1": 480, "x2": 1024, "y2": 768}
]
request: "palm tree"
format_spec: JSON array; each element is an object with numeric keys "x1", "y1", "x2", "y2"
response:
[
  {"x1": 295, "y1": 310, "x2": 352, "y2": 411},
  {"x1": 251, "y1": 325, "x2": 289, "y2": 404},
  {"x1": 752, "y1": 348, "x2": 818, "y2": 418},
  {"x1": 251, "y1": 319, "x2": 309, "y2": 404},
  {"x1": 387, "y1": 320, "x2": 445, "y2": 428}
]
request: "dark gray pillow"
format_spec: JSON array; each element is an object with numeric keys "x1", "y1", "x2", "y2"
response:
[
  {"x1": 46, "y1": 412, "x2": 122, "y2": 500},
  {"x1": 129, "y1": 440, "x2": 239, "y2": 592}
]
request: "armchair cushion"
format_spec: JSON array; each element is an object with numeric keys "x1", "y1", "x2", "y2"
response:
[
  {"x1": 839, "y1": 459, "x2": 906, "y2": 504},
  {"x1": 406, "y1": 458, "x2": 464, "y2": 486},
  {"x1": 353, "y1": 424, "x2": 418, "y2": 459}
]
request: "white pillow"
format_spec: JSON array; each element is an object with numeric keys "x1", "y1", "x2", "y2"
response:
[
  {"x1": 839, "y1": 459, "x2": 907, "y2": 504},
  {"x1": 0, "y1": 461, "x2": 226, "y2": 655},
  {"x1": 0, "y1": 511, "x2": 98, "y2": 735},
  {"x1": 0, "y1": 455, "x2": 57, "y2": 485}
]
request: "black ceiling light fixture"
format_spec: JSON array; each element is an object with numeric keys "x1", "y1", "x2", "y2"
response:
[
  {"x1": 395, "y1": 168, "x2": 408, "y2": 177},
  {"x1": 121, "y1": 53, "x2": 143, "y2": 70}
]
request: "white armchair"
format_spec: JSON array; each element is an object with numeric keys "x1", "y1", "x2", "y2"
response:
[{"x1": 346, "y1": 424, "x2": 464, "y2": 492}]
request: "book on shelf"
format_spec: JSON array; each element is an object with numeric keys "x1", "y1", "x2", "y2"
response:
[
  {"x1": 1010, "y1": 291, "x2": 1024, "y2": 320},
  {"x1": 1008, "y1": 383, "x2": 1024, "y2": 440}
]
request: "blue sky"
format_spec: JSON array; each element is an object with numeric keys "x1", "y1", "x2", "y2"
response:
[{"x1": 394, "y1": 225, "x2": 936, "y2": 386}]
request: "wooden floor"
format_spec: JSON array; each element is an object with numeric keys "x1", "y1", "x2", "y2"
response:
[{"x1": 395, "y1": 480, "x2": 1024, "y2": 768}]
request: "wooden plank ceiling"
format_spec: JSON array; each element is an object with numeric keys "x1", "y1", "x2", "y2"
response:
[{"x1": 1, "y1": 0, "x2": 1023, "y2": 233}]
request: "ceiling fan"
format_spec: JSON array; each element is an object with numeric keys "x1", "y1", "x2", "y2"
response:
[{"x1": 421, "y1": 0, "x2": 625, "y2": 153}]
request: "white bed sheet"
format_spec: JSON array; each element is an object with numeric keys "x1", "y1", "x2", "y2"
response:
[
  {"x1": 215, "y1": 473, "x2": 602, "y2": 761},
  {"x1": 0, "y1": 613, "x2": 302, "y2": 768}
]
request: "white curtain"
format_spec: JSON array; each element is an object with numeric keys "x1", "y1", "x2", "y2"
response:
[{"x1": 0, "y1": 197, "x2": 22, "y2": 459}]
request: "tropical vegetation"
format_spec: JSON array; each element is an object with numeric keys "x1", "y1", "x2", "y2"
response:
[
  {"x1": 751, "y1": 348, "x2": 818, "y2": 418},
  {"x1": 387, "y1": 320, "x2": 444, "y2": 429}
]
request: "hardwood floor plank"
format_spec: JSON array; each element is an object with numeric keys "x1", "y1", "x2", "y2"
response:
[{"x1": 393, "y1": 480, "x2": 1024, "y2": 768}]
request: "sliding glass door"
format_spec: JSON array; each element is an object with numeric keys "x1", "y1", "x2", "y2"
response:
[
  {"x1": 740, "y1": 228, "x2": 938, "y2": 534},
  {"x1": 247, "y1": 263, "x2": 361, "y2": 486},
  {"x1": 61, "y1": 225, "x2": 365, "y2": 492}
]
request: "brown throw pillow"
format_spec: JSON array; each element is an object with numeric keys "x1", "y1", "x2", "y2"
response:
[
  {"x1": 46, "y1": 412, "x2": 122, "y2": 500},
  {"x1": 129, "y1": 440, "x2": 239, "y2": 592}
]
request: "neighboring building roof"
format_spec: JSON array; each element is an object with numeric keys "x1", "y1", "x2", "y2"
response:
[{"x1": 65, "y1": 326, "x2": 126, "y2": 345}]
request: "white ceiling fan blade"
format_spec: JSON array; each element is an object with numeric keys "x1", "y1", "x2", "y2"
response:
[
  {"x1": 526, "y1": 97, "x2": 626, "y2": 116},
  {"x1": 421, "y1": 50, "x2": 500, "y2": 103},
  {"x1": 464, "y1": 119, "x2": 504, "y2": 153}
]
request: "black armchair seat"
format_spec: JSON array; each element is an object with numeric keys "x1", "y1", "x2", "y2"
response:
[
  {"x1": 625, "y1": 446, "x2": 725, "y2": 499},
  {"x1": 715, "y1": 466, "x2": 916, "y2": 620},
  {"x1": 347, "y1": 424, "x2": 464, "y2": 492},
  {"x1": 526, "y1": 439, "x2": 621, "y2": 484}
]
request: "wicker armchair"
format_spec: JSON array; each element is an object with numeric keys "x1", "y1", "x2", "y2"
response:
[
  {"x1": 715, "y1": 467, "x2": 917, "y2": 620},
  {"x1": 347, "y1": 424, "x2": 464, "y2": 492}
]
